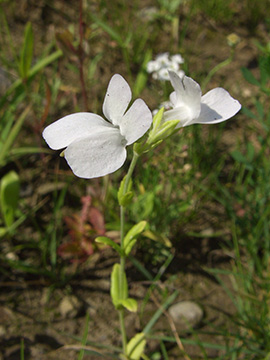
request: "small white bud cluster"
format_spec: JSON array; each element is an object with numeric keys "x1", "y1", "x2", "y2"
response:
[{"x1": 146, "y1": 53, "x2": 185, "y2": 81}]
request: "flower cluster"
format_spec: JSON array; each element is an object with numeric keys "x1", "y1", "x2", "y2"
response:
[
  {"x1": 146, "y1": 53, "x2": 185, "y2": 81},
  {"x1": 43, "y1": 71, "x2": 241, "y2": 179}
]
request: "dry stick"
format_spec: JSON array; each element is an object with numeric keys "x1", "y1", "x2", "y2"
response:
[
  {"x1": 78, "y1": 0, "x2": 88, "y2": 111},
  {"x1": 151, "y1": 291, "x2": 192, "y2": 360}
]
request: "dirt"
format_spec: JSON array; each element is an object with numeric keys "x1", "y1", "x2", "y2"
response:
[
  {"x1": 0, "y1": 0, "x2": 268, "y2": 359},
  {"x1": 0, "y1": 250, "x2": 236, "y2": 360}
]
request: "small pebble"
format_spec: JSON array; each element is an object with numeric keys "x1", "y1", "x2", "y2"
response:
[
  {"x1": 59, "y1": 295, "x2": 82, "y2": 318},
  {"x1": 168, "y1": 301, "x2": 203, "y2": 331}
]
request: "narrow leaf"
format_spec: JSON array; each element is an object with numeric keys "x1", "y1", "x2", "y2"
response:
[
  {"x1": 124, "y1": 221, "x2": 147, "y2": 255},
  {"x1": 0, "y1": 106, "x2": 31, "y2": 166},
  {"x1": 143, "y1": 291, "x2": 179, "y2": 335},
  {"x1": 0, "y1": 171, "x2": 20, "y2": 227},
  {"x1": 133, "y1": 49, "x2": 152, "y2": 97},
  {"x1": 19, "y1": 22, "x2": 34, "y2": 79},
  {"x1": 151, "y1": 107, "x2": 164, "y2": 133},
  {"x1": 241, "y1": 67, "x2": 260, "y2": 87},
  {"x1": 125, "y1": 239, "x2": 137, "y2": 256},
  {"x1": 95, "y1": 236, "x2": 123, "y2": 255},
  {"x1": 2, "y1": 49, "x2": 63, "y2": 106},
  {"x1": 118, "y1": 175, "x2": 133, "y2": 206},
  {"x1": 149, "y1": 119, "x2": 179, "y2": 145},
  {"x1": 89, "y1": 14, "x2": 124, "y2": 47},
  {"x1": 127, "y1": 333, "x2": 146, "y2": 360}
]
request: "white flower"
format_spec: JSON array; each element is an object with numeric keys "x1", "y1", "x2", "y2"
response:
[
  {"x1": 157, "y1": 68, "x2": 171, "y2": 81},
  {"x1": 164, "y1": 71, "x2": 241, "y2": 127},
  {"x1": 42, "y1": 74, "x2": 152, "y2": 179},
  {"x1": 146, "y1": 53, "x2": 185, "y2": 81},
  {"x1": 146, "y1": 60, "x2": 160, "y2": 73},
  {"x1": 171, "y1": 54, "x2": 184, "y2": 64},
  {"x1": 155, "y1": 52, "x2": 170, "y2": 65}
]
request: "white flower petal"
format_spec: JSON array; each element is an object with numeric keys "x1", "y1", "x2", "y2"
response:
[
  {"x1": 168, "y1": 72, "x2": 202, "y2": 119},
  {"x1": 120, "y1": 99, "x2": 152, "y2": 145},
  {"x1": 102, "y1": 74, "x2": 132, "y2": 126},
  {"x1": 163, "y1": 106, "x2": 193, "y2": 127},
  {"x1": 194, "y1": 88, "x2": 242, "y2": 125},
  {"x1": 64, "y1": 128, "x2": 127, "y2": 179},
  {"x1": 42, "y1": 113, "x2": 112, "y2": 150},
  {"x1": 176, "y1": 70, "x2": 185, "y2": 79},
  {"x1": 169, "y1": 91, "x2": 177, "y2": 107}
]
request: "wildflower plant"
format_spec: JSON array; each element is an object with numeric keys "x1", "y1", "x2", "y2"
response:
[{"x1": 43, "y1": 70, "x2": 241, "y2": 358}]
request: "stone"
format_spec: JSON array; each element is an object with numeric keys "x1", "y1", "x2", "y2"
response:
[
  {"x1": 168, "y1": 301, "x2": 203, "y2": 332},
  {"x1": 59, "y1": 295, "x2": 82, "y2": 319}
]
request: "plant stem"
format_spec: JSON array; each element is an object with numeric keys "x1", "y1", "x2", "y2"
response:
[
  {"x1": 201, "y1": 49, "x2": 234, "y2": 91},
  {"x1": 119, "y1": 308, "x2": 127, "y2": 354},
  {"x1": 118, "y1": 150, "x2": 140, "y2": 355},
  {"x1": 78, "y1": 0, "x2": 88, "y2": 111},
  {"x1": 123, "y1": 150, "x2": 140, "y2": 194}
]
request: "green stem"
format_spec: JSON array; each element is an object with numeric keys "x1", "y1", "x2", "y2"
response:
[
  {"x1": 123, "y1": 150, "x2": 139, "y2": 194},
  {"x1": 201, "y1": 49, "x2": 234, "y2": 91},
  {"x1": 118, "y1": 149, "x2": 140, "y2": 355},
  {"x1": 119, "y1": 309, "x2": 127, "y2": 354}
]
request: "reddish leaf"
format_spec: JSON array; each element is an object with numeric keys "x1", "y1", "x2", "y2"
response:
[{"x1": 89, "y1": 207, "x2": 105, "y2": 235}]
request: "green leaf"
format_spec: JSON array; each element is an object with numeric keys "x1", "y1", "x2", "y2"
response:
[
  {"x1": 255, "y1": 100, "x2": 264, "y2": 119},
  {"x1": 246, "y1": 142, "x2": 255, "y2": 162},
  {"x1": 133, "y1": 49, "x2": 152, "y2": 97},
  {"x1": 89, "y1": 14, "x2": 125, "y2": 47},
  {"x1": 241, "y1": 106, "x2": 256, "y2": 119},
  {"x1": 241, "y1": 67, "x2": 260, "y2": 87},
  {"x1": 124, "y1": 221, "x2": 147, "y2": 255},
  {"x1": 149, "y1": 119, "x2": 179, "y2": 145},
  {"x1": 119, "y1": 298, "x2": 138, "y2": 312},
  {"x1": 0, "y1": 171, "x2": 20, "y2": 227},
  {"x1": 259, "y1": 55, "x2": 270, "y2": 85},
  {"x1": 125, "y1": 239, "x2": 137, "y2": 256},
  {"x1": 95, "y1": 236, "x2": 123, "y2": 255},
  {"x1": 118, "y1": 175, "x2": 133, "y2": 206},
  {"x1": 19, "y1": 22, "x2": 34, "y2": 79},
  {"x1": 119, "y1": 191, "x2": 134, "y2": 207},
  {"x1": 0, "y1": 106, "x2": 31, "y2": 166},
  {"x1": 0, "y1": 227, "x2": 7, "y2": 237},
  {"x1": 9, "y1": 147, "x2": 51, "y2": 158},
  {"x1": 151, "y1": 107, "x2": 164, "y2": 133},
  {"x1": 147, "y1": 108, "x2": 179, "y2": 147},
  {"x1": 110, "y1": 264, "x2": 128, "y2": 309},
  {"x1": 1, "y1": 49, "x2": 63, "y2": 106},
  {"x1": 143, "y1": 291, "x2": 179, "y2": 335},
  {"x1": 231, "y1": 150, "x2": 253, "y2": 171},
  {"x1": 127, "y1": 333, "x2": 146, "y2": 360}
]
